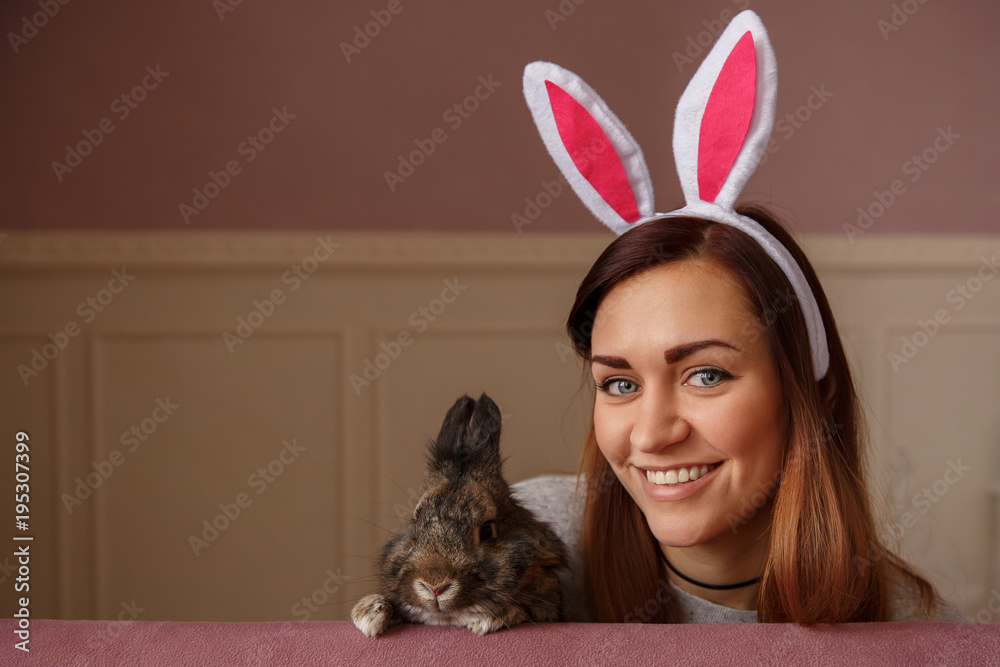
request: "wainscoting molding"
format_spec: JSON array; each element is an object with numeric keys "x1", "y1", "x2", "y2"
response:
[{"x1": 0, "y1": 231, "x2": 997, "y2": 622}]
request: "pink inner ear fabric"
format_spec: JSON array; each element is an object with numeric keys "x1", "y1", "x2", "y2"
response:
[
  {"x1": 545, "y1": 81, "x2": 640, "y2": 224},
  {"x1": 698, "y1": 32, "x2": 756, "y2": 203}
]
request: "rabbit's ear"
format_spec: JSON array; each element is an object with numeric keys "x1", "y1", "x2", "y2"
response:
[
  {"x1": 432, "y1": 395, "x2": 475, "y2": 452},
  {"x1": 523, "y1": 61, "x2": 655, "y2": 236},
  {"x1": 673, "y1": 10, "x2": 776, "y2": 209},
  {"x1": 468, "y1": 393, "x2": 502, "y2": 453},
  {"x1": 429, "y1": 395, "x2": 475, "y2": 472},
  {"x1": 428, "y1": 394, "x2": 501, "y2": 476}
]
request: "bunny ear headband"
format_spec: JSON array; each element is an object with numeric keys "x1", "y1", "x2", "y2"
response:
[{"x1": 523, "y1": 10, "x2": 829, "y2": 380}]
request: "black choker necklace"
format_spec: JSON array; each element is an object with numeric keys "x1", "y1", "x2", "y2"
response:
[{"x1": 658, "y1": 550, "x2": 760, "y2": 591}]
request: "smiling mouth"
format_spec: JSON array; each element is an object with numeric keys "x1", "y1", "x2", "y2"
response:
[{"x1": 644, "y1": 462, "x2": 721, "y2": 485}]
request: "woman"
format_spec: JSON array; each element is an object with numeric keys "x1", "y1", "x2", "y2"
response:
[
  {"x1": 517, "y1": 206, "x2": 963, "y2": 623},
  {"x1": 516, "y1": 11, "x2": 964, "y2": 623}
]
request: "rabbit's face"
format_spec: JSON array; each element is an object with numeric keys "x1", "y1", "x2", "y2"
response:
[{"x1": 381, "y1": 474, "x2": 536, "y2": 623}]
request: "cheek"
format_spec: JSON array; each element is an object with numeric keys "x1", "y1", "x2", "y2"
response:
[
  {"x1": 593, "y1": 403, "x2": 630, "y2": 465},
  {"x1": 720, "y1": 386, "x2": 785, "y2": 471}
]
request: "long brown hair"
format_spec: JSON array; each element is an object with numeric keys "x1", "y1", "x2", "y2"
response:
[{"x1": 568, "y1": 206, "x2": 934, "y2": 624}]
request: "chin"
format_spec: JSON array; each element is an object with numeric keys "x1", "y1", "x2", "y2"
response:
[
  {"x1": 650, "y1": 526, "x2": 721, "y2": 549},
  {"x1": 638, "y1": 505, "x2": 723, "y2": 548}
]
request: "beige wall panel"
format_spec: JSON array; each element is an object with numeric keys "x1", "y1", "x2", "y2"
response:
[
  {"x1": 87, "y1": 333, "x2": 344, "y2": 622},
  {"x1": 884, "y1": 328, "x2": 1000, "y2": 613}
]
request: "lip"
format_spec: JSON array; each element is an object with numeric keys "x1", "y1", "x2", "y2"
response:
[
  {"x1": 635, "y1": 462, "x2": 722, "y2": 501},
  {"x1": 640, "y1": 461, "x2": 722, "y2": 472}
]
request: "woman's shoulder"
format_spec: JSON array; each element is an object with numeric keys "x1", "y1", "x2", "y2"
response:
[
  {"x1": 512, "y1": 474, "x2": 598, "y2": 622},
  {"x1": 512, "y1": 473, "x2": 581, "y2": 513},
  {"x1": 511, "y1": 473, "x2": 583, "y2": 551}
]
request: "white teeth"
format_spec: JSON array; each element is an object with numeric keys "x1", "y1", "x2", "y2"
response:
[{"x1": 646, "y1": 464, "x2": 716, "y2": 486}]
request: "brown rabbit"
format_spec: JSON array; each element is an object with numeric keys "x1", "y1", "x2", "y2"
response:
[{"x1": 351, "y1": 393, "x2": 567, "y2": 637}]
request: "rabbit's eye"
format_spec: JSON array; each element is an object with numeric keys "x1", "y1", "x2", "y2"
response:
[{"x1": 479, "y1": 520, "x2": 497, "y2": 543}]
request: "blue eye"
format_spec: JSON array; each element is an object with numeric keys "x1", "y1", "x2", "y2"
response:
[
  {"x1": 598, "y1": 379, "x2": 639, "y2": 395},
  {"x1": 686, "y1": 368, "x2": 732, "y2": 387}
]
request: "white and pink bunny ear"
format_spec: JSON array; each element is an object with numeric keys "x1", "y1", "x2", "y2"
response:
[
  {"x1": 672, "y1": 9, "x2": 776, "y2": 210},
  {"x1": 523, "y1": 61, "x2": 655, "y2": 236},
  {"x1": 666, "y1": 11, "x2": 828, "y2": 379},
  {"x1": 522, "y1": 10, "x2": 829, "y2": 379}
]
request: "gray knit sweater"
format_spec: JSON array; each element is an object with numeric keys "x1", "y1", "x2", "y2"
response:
[{"x1": 512, "y1": 474, "x2": 966, "y2": 623}]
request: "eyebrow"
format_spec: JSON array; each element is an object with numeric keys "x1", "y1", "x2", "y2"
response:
[{"x1": 591, "y1": 340, "x2": 741, "y2": 369}]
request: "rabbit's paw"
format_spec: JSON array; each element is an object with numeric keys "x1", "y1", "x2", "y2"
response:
[
  {"x1": 466, "y1": 615, "x2": 506, "y2": 636},
  {"x1": 351, "y1": 594, "x2": 397, "y2": 638}
]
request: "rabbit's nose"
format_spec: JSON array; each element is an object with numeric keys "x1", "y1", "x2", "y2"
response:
[{"x1": 419, "y1": 580, "x2": 453, "y2": 597}]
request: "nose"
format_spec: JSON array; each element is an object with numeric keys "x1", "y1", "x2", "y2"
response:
[
  {"x1": 418, "y1": 579, "x2": 453, "y2": 598},
  {"x1": 629, "y1": 387, "x2": 689, "y2": 453}
]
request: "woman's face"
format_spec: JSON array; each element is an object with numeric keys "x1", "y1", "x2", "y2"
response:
[{"x1": 590, "y1": 259, "x2": 785, "y2": 548}]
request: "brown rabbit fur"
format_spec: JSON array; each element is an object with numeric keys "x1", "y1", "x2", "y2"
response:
[{"x1": 351, "y1": 393, "x2": 567, "y2": 637}]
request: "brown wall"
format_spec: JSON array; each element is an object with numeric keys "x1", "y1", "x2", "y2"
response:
[{"x1": 1, "y1": 0, "x2": 997, "y2": 234}]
